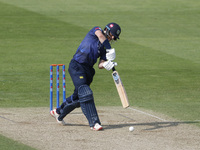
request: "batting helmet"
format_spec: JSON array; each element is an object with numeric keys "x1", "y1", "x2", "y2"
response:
[{"x1": 104, "y1": 23, "x2": 121, "y2": 40}]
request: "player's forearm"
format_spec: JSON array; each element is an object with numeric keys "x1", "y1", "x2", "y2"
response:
[
  {"x1": 95, "y1": 30, "x2": 107, "y2": 43},
  {"x1": 98, "y1": 60, "x2": 106, "y2": 69},
  {"x1": 95, "y1": 30, "x2": 111, "y2": 49}
]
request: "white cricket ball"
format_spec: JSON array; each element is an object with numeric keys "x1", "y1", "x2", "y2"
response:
[{"x1": 129, "y1": 126, "x2": 134, "y2": 132}]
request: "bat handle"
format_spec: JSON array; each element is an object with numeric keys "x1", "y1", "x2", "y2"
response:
[{"x1": 112, "y1": 67, "x2": 116, "y2": 71}]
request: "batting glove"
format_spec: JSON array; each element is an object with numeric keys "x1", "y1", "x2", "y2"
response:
[
  {"x1": 106, "y1": 48, "x2": 116, "y2": 61},
  {"x1": 103, "y1": 60, "x2": 117, "y2": 71}
]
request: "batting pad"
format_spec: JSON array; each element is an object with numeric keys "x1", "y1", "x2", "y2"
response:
[
  {"x1": 78, "y1": 85, "x2": 101, "y2": 127},
  {"x1": 80, "y1": 100, "x2": 101, "y2": 127},
  {"x1": 58, "y1": 100, "x2": 80, "y2": 121}
]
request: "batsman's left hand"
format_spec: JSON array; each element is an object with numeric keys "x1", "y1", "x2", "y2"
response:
[{"x1": 106, "y1": 48, "x2": 116, "y2": 61}]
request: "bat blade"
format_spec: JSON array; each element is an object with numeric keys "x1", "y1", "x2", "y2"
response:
[{"x1": 112, "y1": 70, "x2": 129, "y2": 108}]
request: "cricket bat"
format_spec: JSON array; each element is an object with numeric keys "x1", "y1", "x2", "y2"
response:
[{"x1": 112, "y1": 67, "x2": 129, "y2": 108}]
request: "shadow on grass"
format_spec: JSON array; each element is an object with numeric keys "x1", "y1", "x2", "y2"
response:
[
  {"x1": 60, "y1": 120, "x2": 199, "y2": 131},
  {"x1": 103, "y1": 121, "x2": 200, "y2": 131}
]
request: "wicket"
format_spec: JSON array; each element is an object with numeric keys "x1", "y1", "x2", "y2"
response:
[{"x1": 50, "y1": 64, "x2": 66, "y2": 111}]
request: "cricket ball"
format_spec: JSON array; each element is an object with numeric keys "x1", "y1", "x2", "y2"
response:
[{"x1": 129, "y1": 126, "x2": 134, "y2": 132}]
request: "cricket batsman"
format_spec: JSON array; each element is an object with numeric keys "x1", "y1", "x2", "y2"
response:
[{"x1": 50, "y1": 22, "x2": 121, "y2": 131}]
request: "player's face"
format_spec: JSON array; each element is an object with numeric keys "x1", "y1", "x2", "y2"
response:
[{"x1": 107, "y1": 32, "x2": 115, "y2": 42}]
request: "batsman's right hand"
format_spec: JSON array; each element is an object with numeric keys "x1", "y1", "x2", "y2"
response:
[{"x1": 103, "y1": 60, "x2": 117, "y2": 71}]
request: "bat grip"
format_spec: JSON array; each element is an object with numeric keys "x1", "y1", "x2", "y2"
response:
[{"x1": 112, "y1": 67, "x2": 116, "y2": 71}]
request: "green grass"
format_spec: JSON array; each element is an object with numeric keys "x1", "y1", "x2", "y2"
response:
[
  {"x1": 0, "y1": 134, "x2": 36, "y2": 150},
  {"x1": 0, "y1": 0, "x2": 200, "y2": 148}
]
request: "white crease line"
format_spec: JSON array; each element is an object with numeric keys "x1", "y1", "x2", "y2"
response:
[
  {"x1": 0, "y1": 115, "x2": 17, "y2": 123},
  {"x1": 128, "y1": 107, "x2": 167, "y2": 122}
]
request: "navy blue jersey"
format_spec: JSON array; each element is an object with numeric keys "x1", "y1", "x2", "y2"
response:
[{"x1": 73, "y1": 26, "x2": 107, "y2": 67}]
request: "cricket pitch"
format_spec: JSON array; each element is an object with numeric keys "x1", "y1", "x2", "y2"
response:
[{"x1": 0, "y1": 107, "x2": 200, "y2": 150}]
